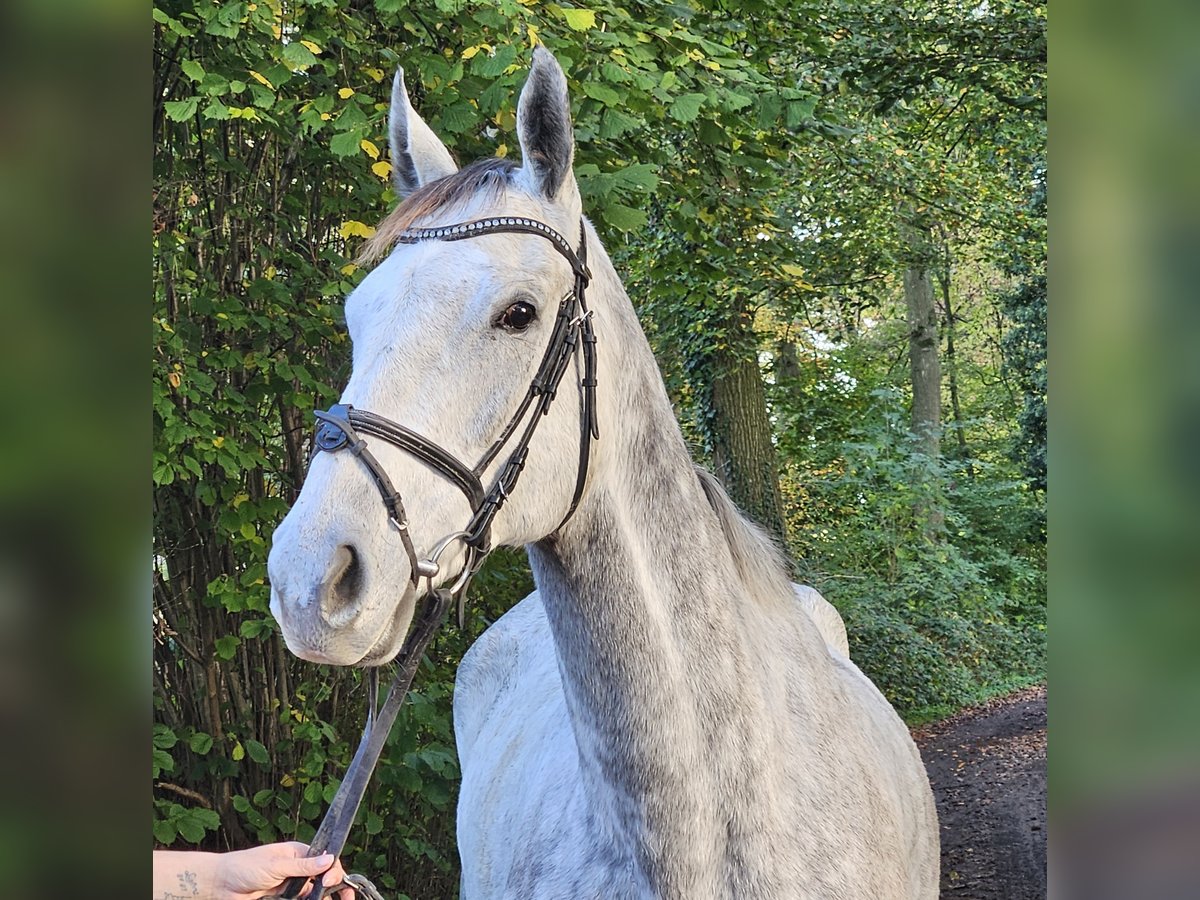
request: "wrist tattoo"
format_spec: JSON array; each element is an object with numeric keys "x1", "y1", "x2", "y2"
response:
[{"x1": 158, "y1": 869, "x2": 200, "y2": 899}]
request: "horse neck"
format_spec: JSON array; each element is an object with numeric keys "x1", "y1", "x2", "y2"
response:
[{"x1": 526, "y1": 253, "x2": 792, "y2": 894}]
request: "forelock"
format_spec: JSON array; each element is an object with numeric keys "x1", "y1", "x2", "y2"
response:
[{"x1": 358, "y1": 157, "x2": 518, "y2": 265}]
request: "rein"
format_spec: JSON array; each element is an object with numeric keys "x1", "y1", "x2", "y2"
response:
[{"x1": 273, "y1": 216, "x2": 596, "y2": 900}]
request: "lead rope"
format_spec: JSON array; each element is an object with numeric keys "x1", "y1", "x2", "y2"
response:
[{"x1": 269, "y1": 590, "x2": 454, "y2": 900}]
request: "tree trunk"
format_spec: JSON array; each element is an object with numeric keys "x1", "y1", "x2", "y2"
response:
[
  {"x1": 904, "y1": 263, "x2": 941, "y2": 458},
  {"x1": 707, "y1": 338, "x2": 788, "y2": 547},
  {"x1": 901, "y1": 216, "x2": 944, "y2": 533},
  {"x1": 937, "y1": 241, "x2": 970, "y2": 462},
  {"x1": 774, "y1": 337, "x2": 802, "y2": 384}
]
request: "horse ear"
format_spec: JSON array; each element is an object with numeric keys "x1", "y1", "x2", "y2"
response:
[
  {"x1": 389, "y1": 67, "x2": 458, "y2": 198},
  {"x1": 516, "y1": 47, "x2": 576, "y2": 202}
]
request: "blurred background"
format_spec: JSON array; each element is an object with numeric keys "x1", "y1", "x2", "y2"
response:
[
  {"x1": 1052, "y1": 0, "x2": 1200, "y2": 895},
  {"x1": 0, "y1": 0, "x2": 1196, "y2": 895}
]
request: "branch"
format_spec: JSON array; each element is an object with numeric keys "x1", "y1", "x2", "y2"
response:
[
  {"x1": 812, "y1": 273, "x2": 888, "y2": 289},
  {"x1": 155, "y1": 782, "x2": 214, "y2": 809}
]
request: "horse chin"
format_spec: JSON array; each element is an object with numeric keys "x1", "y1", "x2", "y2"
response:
[{"x1": 354, "y1": 589, "x2": 420, "y2": 667}]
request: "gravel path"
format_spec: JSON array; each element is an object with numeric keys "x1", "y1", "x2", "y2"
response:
[{"x1": 912, "y1": 684, "x2": 1047, "y2": 899}]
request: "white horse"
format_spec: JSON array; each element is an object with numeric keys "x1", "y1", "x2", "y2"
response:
[{"x1": 269, "y1": 47, "x2": 938, "y2": 899}]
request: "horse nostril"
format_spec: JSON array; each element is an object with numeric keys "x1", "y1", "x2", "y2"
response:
[{"x1": 321, "y1": 544, "x2": 364, "y2": 619}]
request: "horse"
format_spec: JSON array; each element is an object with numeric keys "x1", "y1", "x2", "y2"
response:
[{"x1": 268, "y1": 46, "x2": 939, "y2": 899}]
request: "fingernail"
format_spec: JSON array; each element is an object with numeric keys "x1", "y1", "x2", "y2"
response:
[{"x1": 315, "y1": 853, "x2": 333, "y2": 865}]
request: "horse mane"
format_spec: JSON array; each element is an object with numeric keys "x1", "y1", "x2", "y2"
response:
[
  {"x1": 693, "y1": 465, "x2": 796, "y2": 604},
  {"x1": 358, "y1": 156, "x2": 518, "y2": 265}
]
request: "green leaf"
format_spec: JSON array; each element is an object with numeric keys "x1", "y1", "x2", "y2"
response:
[
  {"x1": 438, "y1": 102, "x2": 477, "y2": 135},
  {"x1": 199, "y1": 73, "x2": 228, "y2": 97},
  {"x1": 330, "y1": 129, "x2": 366, "y2": 158},
  {"x1": 203, "y1": 100, "x2": 231, "y2": 121},
  {"x1": 720, "y1": 91, "x2": 752, "y2": 113},
  {"x1": 669, "y1": 92, "x2": 706, "y2": 123},
  {"x1": 601, "y1": 61, "x2": 630, "y2": 84},
  {"x1": 697, "y1": 119, "x2": 725, "y2": 145},
  {"x1": 246, "y1": 739, "x2": 270, "y2": 765},
  {"x1": 239, "y1": 618, "x2": 272, "y2": 639},
  {"x1": 188, "y1": 732, "x2": 214, "y2": 754},
  {"x1": 153, "y1": 818, "x2": 177, "y2": 845},
  {"x1": 263, "y1": 64, "x2": 292, "y2": 89},
  {"x1": 177, "y1": 816, "x2": 207, "y2": 843},
  {"x1": 561, "y1": 7, "x2": 596, "y2": 31},
  {"x1": 153, "y1": 748, "x2": 175, "y2": 776},
  {"x1": 603, "y1": 203, "x2": 648, "y2": 231},
  {"x1": 473, "y1": 44, "x2": 516, "y2": 78},
  {"x1": 192, "y1": 808, "x2": 221, "y2": 829},
  {"x1": 366, "y1": 810, "x2": 383, "y2": 834},
  {"x1": 786, "y1": 97, "x2": 817, "y2": 128},
  {"x1": 478, "y1": 79, "x2": 509, "y2": 116},
  {"x1": 181, "y1": 60, "x2": 206, "y2": 82},
  {"x1": 153, "y1": 8, "x2": 193, "y2": 36},
  {"x1": 164, "y1": 98, "x2": 199, "y2": 122},
  {"x1": 282, "y1": 41, "x2": 318, "y2": 69},
  {"x1": 755, "y1": 94, "x2": 782, "y2": 129},
  {"x1": 582, "y1": 82, "x2": 621, "y2": 106},
  {"x1": 613, "y1": 163, "x2": 658, "y2": 193},
  {"x1": 248, "y1": 84, "x2": 275, "y2": 109},
  {"x1": 214, "y1": 635, "x2": 240, "y2": 660},
  {"x1": 154, "y1": 724, "x2": 179, "y2": 749},
  {"x1": 600, "y1": 107, "x2": 640, "y2": 139}
]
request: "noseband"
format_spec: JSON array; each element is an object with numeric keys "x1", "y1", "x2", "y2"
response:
[{"x1": 275, "y1": 215, "x2": 597, "y2": 900}]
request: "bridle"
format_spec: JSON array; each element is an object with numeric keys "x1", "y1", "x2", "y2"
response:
[
  {"x1": 309, "y1": 215, "x2": 597, "y2": 623},
  {"x1": 274, "y1": 215, "x2": 597, "y2": 900}
]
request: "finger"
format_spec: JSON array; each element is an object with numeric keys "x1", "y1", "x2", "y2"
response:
[
  {"x1": 287, "y1": 852, "x2": 336, "y2": 877},
  {"x1": 321, "y1": 861, "x2": 348, "y2": 886},
  {"x1": 279, "y1": 841, "x2": 310, "y2": 858}
]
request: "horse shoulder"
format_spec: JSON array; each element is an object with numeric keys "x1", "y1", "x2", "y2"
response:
[
  {"x1": 456, "y1": 593, "x2": 622, "y2": 897},
  {"x1": 454, "y1": 590, "x2": 555, "y2": 759}
]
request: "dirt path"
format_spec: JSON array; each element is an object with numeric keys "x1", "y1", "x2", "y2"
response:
[{"x1": 912, "y1": 684, "x2": 1047, "y2": 899}]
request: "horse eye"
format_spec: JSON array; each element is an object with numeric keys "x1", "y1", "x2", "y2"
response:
[{"x1": 497, "y1": 300, "x2": 537, "y2": 331}]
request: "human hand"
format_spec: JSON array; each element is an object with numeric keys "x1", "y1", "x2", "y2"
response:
[{"x1": 212, "y1": 841, "x2": 354, "y2": 900}]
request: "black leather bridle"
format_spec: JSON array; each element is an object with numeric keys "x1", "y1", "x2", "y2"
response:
[
  {"x1": 309, "y1": 215, "x2": 597, "y2": 620},
  {"x1": 275, "y1": 215, "x2": 597, "y2": 900}
]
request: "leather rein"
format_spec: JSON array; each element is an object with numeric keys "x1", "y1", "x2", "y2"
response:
[{"x1": 274, "y1": 216, "x2": 596, "y2": 900}]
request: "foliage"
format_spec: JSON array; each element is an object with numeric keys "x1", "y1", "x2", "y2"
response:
[
  {"x1": 785, "y1": 388, "x2": 1045, "y2": 710},
  {"x1": 999, "y1": 170, "x2": 1048, "y2": 500},
  {"x1": 153, "y1": 0, "x2": 1045, "y2": 892}
]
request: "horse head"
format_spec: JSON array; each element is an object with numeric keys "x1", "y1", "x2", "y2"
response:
[{"x1": 269, "y1": 48, "x2": 598, "y2": 666}]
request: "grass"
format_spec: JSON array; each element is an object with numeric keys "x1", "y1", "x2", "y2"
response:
[{"x1": 903, "y1": 671, "x2": 1046, "y2": 728}]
